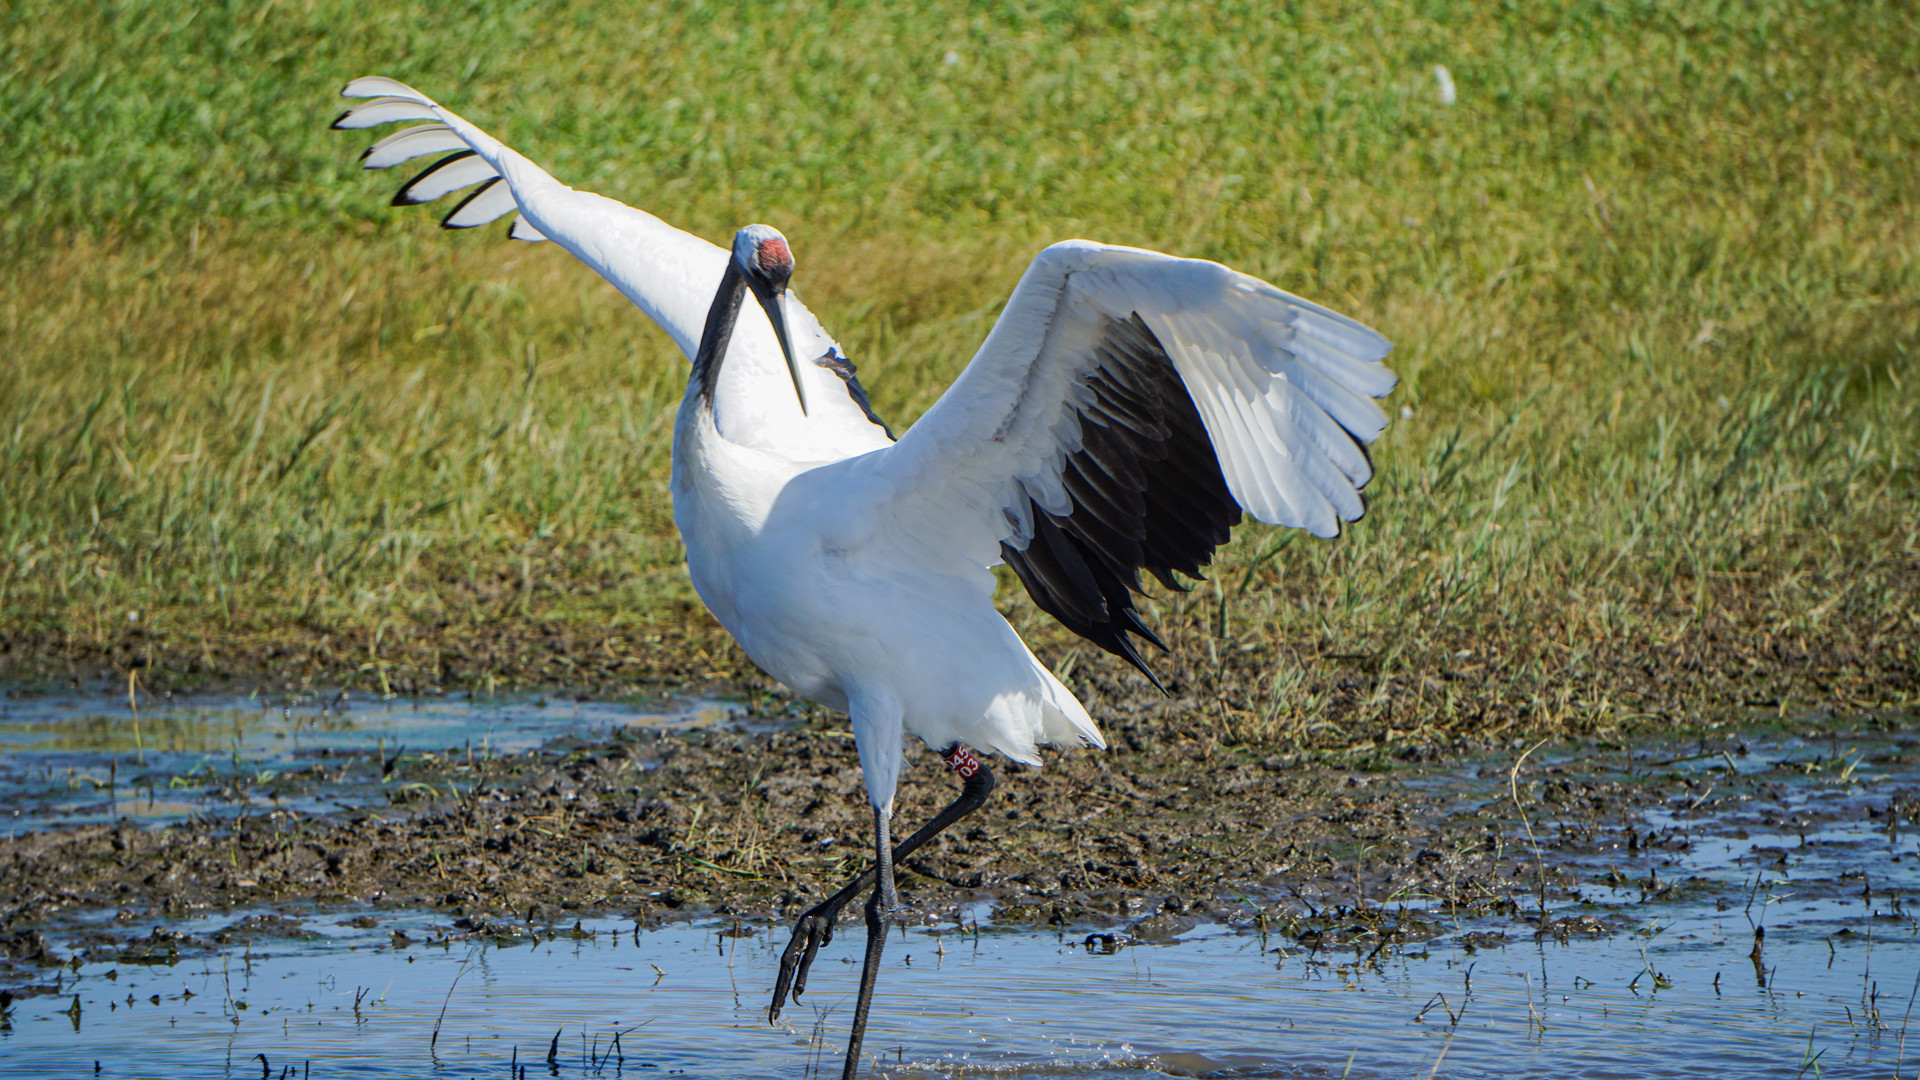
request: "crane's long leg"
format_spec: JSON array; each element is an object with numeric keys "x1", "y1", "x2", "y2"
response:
[
  {"x1": 840, "y1": 803, "x2": 896, "y2": 1080},
  {"x1": 769, "y1": 744, "x2": 996, "y2": 1025}
]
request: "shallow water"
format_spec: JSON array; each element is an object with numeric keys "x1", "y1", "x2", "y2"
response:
[
  {"x1": 2, "y1": 900, "x2": 1915, "y2": 1080},
  {"x1": 0, "y1": 688, "x2": 743, "y2": 831},
  {"x1": 3, "y1": 698, "x2": 1916, "y2": 1078}
]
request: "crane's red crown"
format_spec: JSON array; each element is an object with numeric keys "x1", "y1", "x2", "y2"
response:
[
  {"x1": 756, "y1": 236, "x2": 793, "y2": 276},
  {"x1": 731, "y1": 225, "x2": 793, "y2": 282}
]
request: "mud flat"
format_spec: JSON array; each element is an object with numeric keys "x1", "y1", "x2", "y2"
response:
[{"x1": 1, "y1": 690, "x2": 1915, "y2": 1077}]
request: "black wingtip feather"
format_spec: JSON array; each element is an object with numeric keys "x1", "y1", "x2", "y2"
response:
[
  {"x1": 862, "y1": 308, "x2": 1228, "y2": 697},
  {"x1": 1116, "y1": 634, "x2": 1170, "y2": 696},
  {"x1": 1121, "y1": 608, "x2": 1168, "y2": 653}
]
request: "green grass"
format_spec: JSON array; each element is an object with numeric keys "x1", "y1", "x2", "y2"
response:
[{"x1": 3, "y1": 1, "x2": 1915, "y2": 737}]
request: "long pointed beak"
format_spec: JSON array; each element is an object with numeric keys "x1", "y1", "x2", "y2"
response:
[{"x1": 749, "y1": 280, "x2": 809, "y2": 417}]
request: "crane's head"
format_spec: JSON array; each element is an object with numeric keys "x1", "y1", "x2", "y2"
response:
[{"x1": 731, "y1": 224, "x2": 809, "y2": 416}]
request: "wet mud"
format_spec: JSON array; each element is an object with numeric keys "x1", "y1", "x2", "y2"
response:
[{"x1": 3, "y1": 700, "x2": 1914, "y2": 976}]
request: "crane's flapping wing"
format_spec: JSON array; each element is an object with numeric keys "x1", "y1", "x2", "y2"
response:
[
  {"x1": 333, "y1": 77, "x2": 839, "y2": 364},
  {"x1": 826, "y1": 241, "x2": 1395, "y2": 685}
]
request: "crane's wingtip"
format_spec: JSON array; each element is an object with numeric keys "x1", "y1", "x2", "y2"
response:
[
  {"x1": 1120, "y1": 608, "x2": 1168, "y2": 654},
  {"x1": 1146, "y1": 668, "x2": 1172, "y2": 698},
  {"x1": 1114, "y1": 634, "x2": 1170, "y2": 696},
  {"x1": 340, "y1": 76, "x2": 432, "y2": 104}
]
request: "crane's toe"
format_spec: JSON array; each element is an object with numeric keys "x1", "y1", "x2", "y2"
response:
[{"x1": 768, "y1": 902, "x2": 841, "y2": 1022}]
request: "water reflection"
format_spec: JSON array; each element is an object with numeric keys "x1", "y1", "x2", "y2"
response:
[
  {"x1": 4, "y1": 709, "x2": 1916, "y2": 1077},
  {"x1": 0, "y1": 906, "x2": 1914, "y2": 1079},
  {"x1": 0, "y1": 689, "x2": 745, "y2": 831}
]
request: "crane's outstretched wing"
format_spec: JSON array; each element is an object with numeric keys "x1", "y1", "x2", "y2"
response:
[
  {"x1": 333, "y1": 76, "x2": 835, "y2": 364},
  {"x1": 823, "y1": 241, "x2": 1395, "y2": 686}
]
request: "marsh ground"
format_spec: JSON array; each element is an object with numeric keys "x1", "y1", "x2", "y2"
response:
[
  {"x1": 1, "y1": 15, "x2": 1916, "y2": 1062},
  {"x1": 2, "y1": 692, "x2": 1914, "y2": 1075},
  {"x1": 3, "y1": 691, "x2": 1912, "y2": 937},
  {"x1": 2, "y1": 0, "x2": 1915, "y2": 746}
]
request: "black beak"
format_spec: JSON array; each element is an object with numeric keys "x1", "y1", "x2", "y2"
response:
[{"x1": 748, "y1": 277, "x2": 809, "y2": 417}]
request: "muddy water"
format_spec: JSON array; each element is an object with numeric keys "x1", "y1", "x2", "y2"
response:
[
  {"x1": 1, "y1": 692, "x2": 1916, "y2": 1078},
  {"x1": 1, "y1": 898, "x2": 1914, "y2": 1079},
  {"x1": 0, "y1": 689, "x2": 743, "y2": 831}
]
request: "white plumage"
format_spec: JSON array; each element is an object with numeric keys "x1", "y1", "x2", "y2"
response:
[{"x1": 335, "y1": 76, "x2": 1395, "y2": 1078}]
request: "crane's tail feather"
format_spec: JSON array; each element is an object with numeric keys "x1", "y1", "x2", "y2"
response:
[{"x1": 334, "y1": 76, "x2": 545, "y2": 243}]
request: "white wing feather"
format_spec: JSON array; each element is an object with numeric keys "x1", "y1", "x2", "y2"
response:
[
  {"x1": 336, "y1": 75, "x2": 826, "y2": 363},
  {"x1": 814, "y1": 241, "x2": 1394, "y2": 569},
  {"x1": 360, "y1": 125, "x2": 470, "y2": 169},
  {"x1": 332, "y1": 97, "x2": 440, "y2": 130},
  {"x1": 396, "y1": 153, "x2": 499, "y2": 203},
  {"x1": 443, "y1": 179, "x2": 520, "y2": 229}
]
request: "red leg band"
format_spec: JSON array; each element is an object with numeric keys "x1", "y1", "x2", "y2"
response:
[{"x1": 940, "y1": 743, "x2": 983, "y2": 779}]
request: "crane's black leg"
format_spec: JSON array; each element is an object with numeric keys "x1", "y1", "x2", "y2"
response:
[
  {"x1": 840, "y1": 803, "x2": 896, "y2": 1080},
  {"x1": 770, "y1": 744, "x2": 995, "y2": 1027}
]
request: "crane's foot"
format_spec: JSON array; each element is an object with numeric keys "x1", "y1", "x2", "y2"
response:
[
  {"x1": 769, "y1": 893, "x2": 847, "y2": 1021},
  {"x1": 768, "y1": 744, "x2": 996, "y2": 1028},
  {"x1": 770, "y1": 889, "x2": 924, "y2": 1022}
]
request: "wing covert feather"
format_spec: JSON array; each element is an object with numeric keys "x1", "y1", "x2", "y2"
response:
[
  {"x1": 816, "y1": 240, "x2": 1395, "y2": 682},
  {"x1": 839, "y1": 241, "x2": 1394, "y2": 556}
]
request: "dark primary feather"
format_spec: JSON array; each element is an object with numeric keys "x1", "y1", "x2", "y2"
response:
[
  {"x1": 997, "y1": 314, "x2": 1240, "y2": 691},
  {"x1": 847, "y1": 312, "x2": 1243, "y2": 691}
]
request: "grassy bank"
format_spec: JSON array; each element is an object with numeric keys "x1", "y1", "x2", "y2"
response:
[{"x1": 3, "y1": 1, "x2": 1915, "y2": 742}]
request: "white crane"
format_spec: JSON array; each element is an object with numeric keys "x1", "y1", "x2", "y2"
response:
[{"x1": 334, "y1": 76, "x2": 1396, "y2": 1078}]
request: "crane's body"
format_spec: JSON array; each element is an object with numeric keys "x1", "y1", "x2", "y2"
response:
[
  {"x1": 334, "y1": 76, "x2": 1396, "y2": 1079},
  {"x1": 673, "y1": 353, "x2": 1100, "y2": 808}
]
